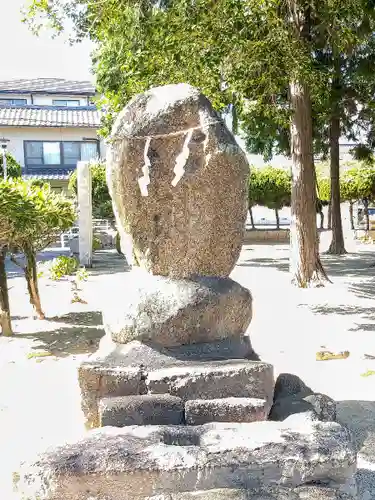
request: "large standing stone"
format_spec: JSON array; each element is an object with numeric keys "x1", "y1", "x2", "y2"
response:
[
  {"x1": 107, "y1": 83, "x2": 249, "y2": 278},
  {"x1": 15, "y1": 421, "x2": 357, "y2": 500}
]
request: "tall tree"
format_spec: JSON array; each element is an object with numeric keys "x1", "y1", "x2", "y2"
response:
[
  {"x1": 242, "y1": 3, "x2": 375, "y2": 255},
  {"x1": 1, "y1": 180, "x2": 76, "y2": 319},
  {"x1": 0, "y1": 181, "x2": 35, "y2": 334},
  {"x1": 26, "y1": 0, "x2": 372, "y2": 285}
]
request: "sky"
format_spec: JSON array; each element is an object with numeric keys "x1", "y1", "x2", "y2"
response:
[{"x1": 0, "y1": 0, "x2": 93, "y2": 82}]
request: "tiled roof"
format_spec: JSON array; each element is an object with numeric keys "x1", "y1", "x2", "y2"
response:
[
  {"x1": 23, "y1": 168, "x2": 75, "y2": 181},
  {"x1": 0, "y1": 104, "x2": 101, "y2": 128},
  {"x1": 0, "y1": 78, "x2": 95, "y2": 95}
]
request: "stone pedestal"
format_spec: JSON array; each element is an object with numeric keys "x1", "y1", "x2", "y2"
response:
[
  {"x1": 79, "y1": 349, "x2": 274, "y2": 429},
  {"x1": 16, "y1": 421, "x2": 357, "y2": 500}
]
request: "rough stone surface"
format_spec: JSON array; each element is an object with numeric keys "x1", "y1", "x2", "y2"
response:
[
  {"x1": 106, "y1": 83, "x2": 249, "y2": 279},
  {"x1": 304, "y1": 393, "x2": 337, "y2": 421},
  {"x1": 273, "y1": 373, "x2": 313, "y2": 400},
  {"x1": 146, "y1": 360, "x2": 274, "y2": 405},
  {"x1": 269, "y1": 391, "x2": 337, "y2": 422},
  {"x1": 144, "y1": 486, "x2": 356, "y2": 499},
  {"x1": 78, "y1": 361, "x2": 145, "y2": 429},
  {"x1": 78, "y1": 342, "x2": 260, "y2": 428},
  {"x1": 97, "y1": 336, "x2": 255, "y2": 369},
  {"x1": 102, "y1": 270, "x2": 252, "y2": 347},
  {"x1": 15, "y1": 421, "x2": 357, "y2": 500},
  {"x1": 99, "y1": 394, "x2": 184, "y2": 427},
  {"x1": 185, "y1": 397, "x2": 268, "y2": 425}
]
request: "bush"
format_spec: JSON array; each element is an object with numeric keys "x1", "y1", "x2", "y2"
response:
[
  {"x1": 248, "y1": 166, "x2": 291, "y2": 228},
  {"x1": 93, "y1": 235, "x2": 102, "y2": 251},
  {"x1": 49, "y1": 256, "x2": 79, "y2": 280},
  {"x1": 0, "y1": 152, "x2": 21, "y2": 179},
  {"x1": 0, "y1": 179, "x2": 76, "y2": 318}
]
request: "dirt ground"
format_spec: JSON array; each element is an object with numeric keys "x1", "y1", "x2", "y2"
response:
[{"x1": 2, "y1": 240, "x2": 375, "y2": 498}]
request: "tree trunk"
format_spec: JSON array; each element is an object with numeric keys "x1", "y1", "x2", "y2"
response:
[
  {"x1": 0, "y1": 248, "x2": 12, "y2": 336},
  {"x1": 363, "y1": 198, "x2": 370, "y2": 232},
  {"x1": 327, "y1": 203, "x2": 332, "y2": 229},
  {"x1": 249, "y1": 206, "x2": 255, "y2": 229},
  {"x1": 349, "y1": 202, "x2": 354, "y2": 230},
  {"x1": 327, "y1": 114, "x2": 346, "y2": 254},
  {"x1": 275, "y1": 208, "x2": 280, "y2": 229},
  {"x1": 319, "y1": 210, "x2": 324, "y2": 229},
  {"x1": 289, "y1": 80, "x2": 330, "y2": 287},
  {"x1": 115, "y1": 232, "x2": 123, "y2": 255},
  {"x1": 24, "y1": 249, "x2": 45, "y2": 319}
]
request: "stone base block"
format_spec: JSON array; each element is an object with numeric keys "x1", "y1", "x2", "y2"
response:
[
  {"x1": 15, "y1": 421, "x2": 356, "y2": 500},
  {"x1": 185, "y1": 397, "x2": 268, "y2": 425},
  {"x1": 78, "y1": 360, "x2": 145, "y2": 429},
  {"x1": 99, "y1": 394, "x2": 184, "y2": 427},
  {"x1": 145, "y1": 486, "x2": 356, "y2": 499},
  {"x1": 146, "y1": 359, "x2": 274, "y2": 405},
  {"x1": 79, "y1": 342, "x2": 269, "y2": 429}
]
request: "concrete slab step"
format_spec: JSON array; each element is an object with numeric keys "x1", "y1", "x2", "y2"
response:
[
  {"x1": 146, "y1": 359, "x2": 274, "y2": 406},
  {"x1": 185, "y1": 397, "x2": 268, "y2": 425},
  {"x1": 99, "y1": 394, "x2": 184, "y2": 427}
]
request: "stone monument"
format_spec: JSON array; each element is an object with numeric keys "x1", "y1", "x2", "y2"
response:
[
  {"x1": 15, "y1": 84, "x2": 358, "y2": 500},
  {"x1": 77, "y1": 160, "x2": 93, "y2": 268}
]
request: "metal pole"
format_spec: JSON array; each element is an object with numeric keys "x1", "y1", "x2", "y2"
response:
[{"x1": 3, "y1": 149, "x2": 7, "y2": 180}]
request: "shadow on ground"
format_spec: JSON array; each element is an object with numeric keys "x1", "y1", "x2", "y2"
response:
[
  {"x1": 48, "y1": 311, "x2": 102, "y2": 326},
  {"x1": 13, "y1": 309, "x2": 105, "y2": 357},
  {"x1": 337, "y1": 400, "x2": 375, "y2": 458},
  {"x1": 237, "y1": 256, "x2": 289, "y2": 272},
  {"x1": 307, "y1": 304, "x2": 375, "y2": 333},
  {"x1": 14, "y1": 324, "x2": 105, "y2": 357},
  {"x1": 89, "y1": 250, "x2": 131, "y2": 276},
  {"x1": 239, "y1": 244, "x2": 375, "y2": 280},
  {"x1": 350, "y1": 281, "x2": 375, "y2": 301},
  {"x1": 5, "y1": 249, "x2": 130, "y2": 279}
]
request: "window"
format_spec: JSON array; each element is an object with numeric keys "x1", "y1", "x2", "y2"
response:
[
  {"x1": 81, "y1": 142, "x2": 98, "y2": 161},
  {"x1": 25, "y1": 142, "x2": 43, "y2": 165},
  {"x1": 63, "y1": 142, "x2": 81, "y2": 165},
  {"x1": 52, "y1": 99, "x2": 80, "y2": 107},
  {"x1": 24, "y1": 141, "x2": 99, "y2": 168},
  {"x1": 0, "y1": 98, "x2": 27, "y2": 105},
  {"x1": 43, "y1": 142, "x2": 60, "y2": 165}
]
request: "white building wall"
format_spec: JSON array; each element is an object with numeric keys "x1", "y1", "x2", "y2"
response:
[
  {"x1": 33, "y1": 95, "x2": 89, "y2": 106},
  {"x1": 0, "y1": 126, "x2": 105, "y2": 167},
  {"x1": 0, "y1": 94, "x2": 91, "y2": 106},
  {"x1": 0, "y1": 93, "x2": 32, "y2": 104}
]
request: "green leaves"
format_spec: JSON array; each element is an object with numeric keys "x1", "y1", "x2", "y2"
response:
[
  {"x1": 0, "y1": 179, "x2": 76, "y2": 252},
  {"x1": 249, "y1": 166, "x2": 291, "y2": 210},
  {"x1": 317, "y1": 161, "x2": 375, "y2": 203},
  {"x1": 0, "y1": 153, "x2": 22, "y2": 179},
  {"x1": 24, "y1": 0, "x2": 375, "y2": 162}
]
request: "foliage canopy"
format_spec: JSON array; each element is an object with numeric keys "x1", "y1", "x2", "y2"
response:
[
  {"x1": 0, "y1": 152, "x2": 22, "y2": 179},
  {"x1": 0, "y1": 179, "x2": 76, "y2": 251}
]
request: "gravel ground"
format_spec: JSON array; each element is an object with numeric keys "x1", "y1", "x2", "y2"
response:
[{"x1": 2, "y1": 239, "x2": 375, "y2": 498}]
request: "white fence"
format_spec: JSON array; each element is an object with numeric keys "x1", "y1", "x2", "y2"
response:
[{"x1": 58, "y1": 219, "x2": 115, "y2": 248}]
